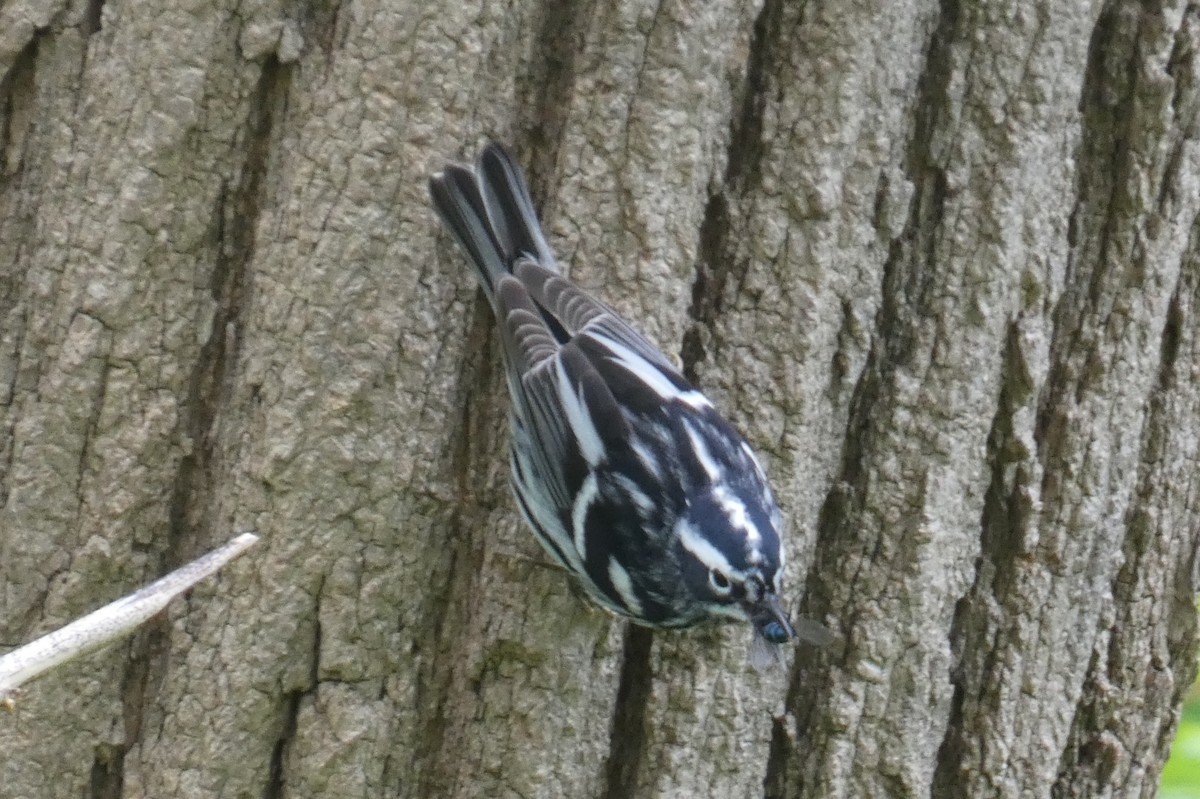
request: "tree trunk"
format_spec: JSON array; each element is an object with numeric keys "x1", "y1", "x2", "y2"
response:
[{"x1": 2, "y1": 0, "x2": 1198, "y2": 797}]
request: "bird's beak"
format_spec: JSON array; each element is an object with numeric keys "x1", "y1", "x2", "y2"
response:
[{"x1": 746, "y1": 592, "x2": 795, "y2": 644}]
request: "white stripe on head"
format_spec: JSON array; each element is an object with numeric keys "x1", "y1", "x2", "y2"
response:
[
  {"x1": 675, "y1": 518, "x2": 741, "y2": 578},
  {"x1": 712, "y1": 484, "x2": 762, "y2": 547},
  {"x1": 555, "y1": 358, "x2": 605, "y2": 465},
  {"x1": 683, "y1": 420, "x2": 722, "y2": 481},
  {"x1": 607, "y1": 558, "x2": 644, "y2": 616}
]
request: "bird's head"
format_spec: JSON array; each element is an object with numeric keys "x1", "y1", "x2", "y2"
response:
[{"x1": 674, "y1": 485, "x2": 795, "y2": 643}]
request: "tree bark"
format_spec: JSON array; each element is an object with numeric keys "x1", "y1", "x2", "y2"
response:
[{"x1": 1, "y1": 0, "x2": 1198, "y2": 797}]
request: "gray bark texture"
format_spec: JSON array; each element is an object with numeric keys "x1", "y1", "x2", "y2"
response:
[{"x1": 1, "y1": 0, "x2": 1198, "y2": 796}]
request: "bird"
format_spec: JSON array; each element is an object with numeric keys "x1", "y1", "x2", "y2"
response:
[{"x1": 428, "y1": 141, "x2": 799, "y2": 653}]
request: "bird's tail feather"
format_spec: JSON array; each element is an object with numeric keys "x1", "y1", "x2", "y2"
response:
[{"x1": 429, "y1": 142, "x2": 556, "y2": 304}]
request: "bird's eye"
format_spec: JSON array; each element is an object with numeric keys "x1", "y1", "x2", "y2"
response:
[{"x1": 708, "y1": 569, "x2": 732, "y2": 594}]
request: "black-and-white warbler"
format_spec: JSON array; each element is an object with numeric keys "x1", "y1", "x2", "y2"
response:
[{"x1": 429, "y1": 142, "x2": 797, "y2": 650}]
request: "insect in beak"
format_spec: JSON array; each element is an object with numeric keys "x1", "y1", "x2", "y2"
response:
[{"x1": 747, "y1": 592, "x2": 795, "y2": 644}]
